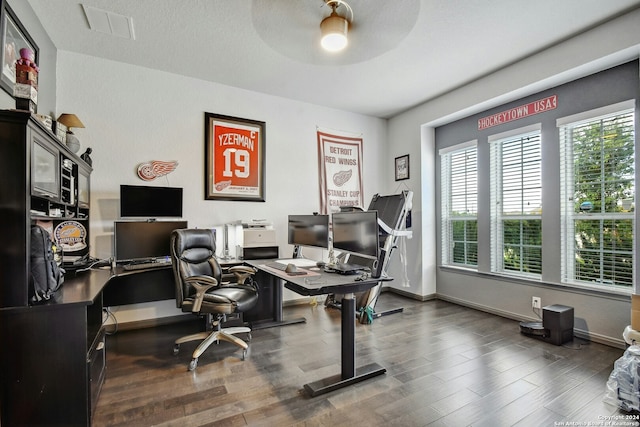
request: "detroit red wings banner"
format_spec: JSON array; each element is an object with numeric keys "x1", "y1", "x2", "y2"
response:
[{"x1": 317, "y1": 130, "x2": 364, "y2": 214}]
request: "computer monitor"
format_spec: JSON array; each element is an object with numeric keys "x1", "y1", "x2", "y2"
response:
[
  {"x1": 120, "y1": 185, "x2": 183, "y2": 218},
  {"x1": 114, "y1": 220, "x2": 188, "y2": 262},
  {"x1": 331, "y1": 211, "x2": 379, "y2": 260},
  {"x1": 287, "y1": 214, "x2": 330, "y2": 249}
]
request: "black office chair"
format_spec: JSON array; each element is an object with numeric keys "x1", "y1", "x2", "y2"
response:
[{"x1": 170, "y1": 228, "x2": 259, "y2": 370}]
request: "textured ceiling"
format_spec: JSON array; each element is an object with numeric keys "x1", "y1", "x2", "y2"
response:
[{"x1": 27, "y1": 0, "x2": 640, "y2": 118}]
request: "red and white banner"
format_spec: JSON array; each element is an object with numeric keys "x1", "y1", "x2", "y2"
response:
[
  {"x1": 317, "y1": 130, "x2": 364, "y2": 214},
  {"x1": 478, "y1": 95, "x2": 557, "y2": 130}
]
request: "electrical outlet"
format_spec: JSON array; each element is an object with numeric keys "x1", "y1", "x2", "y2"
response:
[{"x1": 532, "y1": 296, "x2": 541, "y2": 309}]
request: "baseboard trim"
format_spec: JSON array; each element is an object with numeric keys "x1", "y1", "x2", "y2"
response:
[
  {"x1": 436, "y1": 294, "x2": 626, "y2": 349},
  {"x1": 106, "y1": 292, "x2": 626, "y2": 349},
  {"x1": 573, "y1": 328, "x2": 626, "y2": 349},
  {"x1": 283, "y1": 297, "x2": 318, "y2": 307},
  {"x1": 382, "y1": 286, "x2": 436, "y2": 302}
]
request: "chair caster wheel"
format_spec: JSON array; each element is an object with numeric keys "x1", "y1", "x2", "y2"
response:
[
  {"x1": 173, "y1": 344, "x2": 180, "y2": 355},
  {"x1": 247, "y1": 332, "x2": 252, "y2": 342},
  {"x1": 188, "y1": 358, "x2": 198, "y2": 371}
]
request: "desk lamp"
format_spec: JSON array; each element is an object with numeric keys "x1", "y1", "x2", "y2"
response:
[{"x1": 57, "y1": 113, "x2": 85, "y2": 153}]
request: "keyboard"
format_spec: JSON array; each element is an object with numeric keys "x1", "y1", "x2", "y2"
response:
[
  {"x1": 123, "y1": 260, "x2": 172, "y2": 271},
  {"x1": 265, "y1": 261, "x2": 287, "y2": 271},
  {"x1": 264, "y1": 261, "x2": 308, "y2": 276}
]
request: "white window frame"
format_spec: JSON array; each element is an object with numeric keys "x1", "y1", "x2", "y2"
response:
[
  {"x1": 440, "y1": 140, "x2": 478, "y2": 267},
  {"x1": 558, "y1": 100, "x2": 635, "y2": 290},
  {"x1": 489, "y1": 124, "x2": 543, "y2": 279}
]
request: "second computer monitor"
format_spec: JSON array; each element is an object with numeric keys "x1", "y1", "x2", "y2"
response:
[
  {"x1": 114, "y1": 220, "x2": 188, "y2": 262},
  {"x1": 287, "y1": 214, "x2": 330, "y2": 249},
  {"x1": 331, "y1": 211, "x2": 379, "y2": 260}
]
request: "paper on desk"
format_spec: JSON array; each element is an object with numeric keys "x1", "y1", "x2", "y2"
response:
[
  {"x1": 262, "y1": 265, "x2": 321, "y2": 277},
  {"x1": 275, "y1": 258, "x2": 318, "y2": 268}
]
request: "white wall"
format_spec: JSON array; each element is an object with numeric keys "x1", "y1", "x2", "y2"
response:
[
  {"x1": 387, "y1": 8, "x2": 640, "y2": 346},
  {"x1": 55, "y1": 52, "x2": 387, "y2": 323}
]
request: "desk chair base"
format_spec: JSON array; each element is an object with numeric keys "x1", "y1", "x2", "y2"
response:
[{"x1": 173, "y1": 326, "x2": 252, "y2": 371}]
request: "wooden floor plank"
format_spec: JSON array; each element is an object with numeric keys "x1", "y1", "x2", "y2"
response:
[{"x1": 92, "y1": 294, "x2": 635, "y2": 427}]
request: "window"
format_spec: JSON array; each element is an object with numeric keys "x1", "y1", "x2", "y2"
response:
[
  {"x1": 489, "y1": 125, "x2": 542, "y2": 278},
  {"x1": 559, "y1": 101, "x2": 635, "y2": 288},
  {"x1": 440, "y1": 141, "x2": 478, "y2": 267}
]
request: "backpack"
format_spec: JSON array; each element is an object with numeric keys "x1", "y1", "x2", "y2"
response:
[{"x1": 29, "y1": 225, "x2": 65, "y2": 303}]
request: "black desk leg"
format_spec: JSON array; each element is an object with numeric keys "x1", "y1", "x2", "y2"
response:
[
  {"x1": 250, "y1": 276, "x2": 306, "y2": 330},
  {"x1": 303, "y1": 293, "x2": 386, "y2": 397},
  {"x1": 342, "y1": 294, "x2": 355, "y2": 378}
]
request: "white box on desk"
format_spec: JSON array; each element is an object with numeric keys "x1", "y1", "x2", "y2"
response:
[{"x1": 243, "y1": 228, "x2": 276, "y2": 248}]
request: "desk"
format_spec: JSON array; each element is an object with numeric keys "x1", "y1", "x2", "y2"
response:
[
  {"x1": 0, "y1": 268, "x2": 111, "y2": 426},
  {"x1": 247, "y1": 260, "x2": 388, "y2": 397},
  {"x1": 103, "y1": 265, "x2": 175, "y2": 306},
  {"x1": 102, "y1": 263, "x2": 301, "y2": 329}
]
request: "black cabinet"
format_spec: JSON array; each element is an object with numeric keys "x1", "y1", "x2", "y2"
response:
[
  {"x1": 0, "y1": 110, "x2": 101, "y2": 426},
  {"x1": 0, "y1": 110, "x2": 92, "y2": 307}
]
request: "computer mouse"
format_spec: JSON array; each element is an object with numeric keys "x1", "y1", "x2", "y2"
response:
[{"x1": 285, "y1": 263, "x2": 298, "y2": 274}]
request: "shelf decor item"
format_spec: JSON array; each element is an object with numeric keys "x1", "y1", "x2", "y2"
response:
[
  {"x1": 56, "y1": 113, "x2": 85, "y2": 153},
  {"x1": 13, "y1": 47, "x2": 38, "y2": 112}
]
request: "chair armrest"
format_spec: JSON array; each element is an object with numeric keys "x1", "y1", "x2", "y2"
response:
[
  {"x1": 228, "y1": 265, "x2": 256, "y2": 275},
  {"x1": 185, "y1": 275, "x2": 218, "y2": 313},
  {"x1": 227, "y1": 265, "x2": 257, "y2": 286}
]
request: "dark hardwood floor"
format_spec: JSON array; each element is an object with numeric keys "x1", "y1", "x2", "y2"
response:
[{"x1": 93, "y1": 293, "x2": 638, "y2": 426}]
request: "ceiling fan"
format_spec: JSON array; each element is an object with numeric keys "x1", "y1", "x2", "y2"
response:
[
  {"x1": 250, "y1": 0, "x2": 419, "y2": 65},
  {"x1": 320, "y1": 0, "x2": 354, "y2": 52}
]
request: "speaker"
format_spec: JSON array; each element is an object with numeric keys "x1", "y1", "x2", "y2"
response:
[{"x1": 370, "y1": 249, "x2": 385, "y2": 278}]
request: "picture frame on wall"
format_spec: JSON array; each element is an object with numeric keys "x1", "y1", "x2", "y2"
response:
[
  {"x1": 0, "y1": 0, "x2": 39, "y2": 98},
  {"x1": 395, "y1": 154, "x2": 410, "y2": 181},
  {"x1": 204, "y1": 112, "x2": 266, "y2": 201}
]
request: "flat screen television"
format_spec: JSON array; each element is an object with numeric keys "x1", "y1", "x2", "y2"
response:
[
  {"x1": 120, "y1": 185, "x2": 183, "y2": 218},
  {"x1": 287, "y1": 214, "x2": 330, "y2": 249},
  {"x1": 331, "y1": 211, "x2": 379, "y2": 260},
  {"x1": 114, "y1": 220, "x2": 188, "y2": 262}
]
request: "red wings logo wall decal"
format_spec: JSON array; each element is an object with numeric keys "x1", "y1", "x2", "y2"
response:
[{"x1": 137, "y1": 160, "x2": 178, "y2": 181}]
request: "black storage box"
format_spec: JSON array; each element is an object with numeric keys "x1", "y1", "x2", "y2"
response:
[{"x1": 542, "y1": 304, "x2": 574, "y2": 345}]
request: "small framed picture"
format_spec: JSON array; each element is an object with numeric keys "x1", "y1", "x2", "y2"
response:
[
  {"x1": 395, "y1": 154, "x2": 409, "y2": 181},
  {"x1": 0, "y1": 1, "x2": 39, "y2": 98}
]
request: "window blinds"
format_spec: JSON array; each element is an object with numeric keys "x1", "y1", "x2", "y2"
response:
[
  {"x1": 559, "y1": 107, "x2": 635, "y2": 288},
  {"x1": 490, "y1": 128, "x2": 542, "y2": 277},
  {"x1": 441, "y1": 143, "x2": 477, "y2": 266}
]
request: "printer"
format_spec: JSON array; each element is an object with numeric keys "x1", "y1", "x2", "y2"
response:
[{"x1": 237, "y1": 219, "x2": 278, "y2": 260}]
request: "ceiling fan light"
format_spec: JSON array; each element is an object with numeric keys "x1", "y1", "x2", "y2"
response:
[{"x1": 320, "y1": 14, "x2": 348, "y2": 52}]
